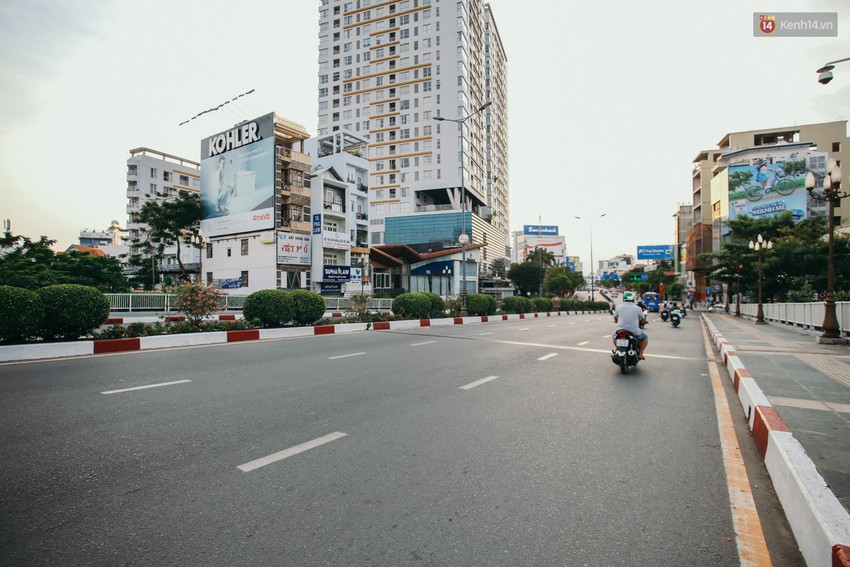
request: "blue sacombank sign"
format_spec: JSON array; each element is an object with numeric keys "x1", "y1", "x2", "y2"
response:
[{"x1": 523, "y1": 225, "x2": 559, "y2": 236}]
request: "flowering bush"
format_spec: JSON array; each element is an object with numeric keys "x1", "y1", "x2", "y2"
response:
[{"x1": 173, "y1": 282, "x2": 225, "y2": 326}]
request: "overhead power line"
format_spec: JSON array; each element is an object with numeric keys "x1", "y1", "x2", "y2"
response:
[{"x1": 178, "y1": 89, "x2": 256, "y2": 126}]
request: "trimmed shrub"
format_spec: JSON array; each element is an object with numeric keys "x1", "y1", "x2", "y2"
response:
[
  {"x1": 174, "y1": 282, "x2": 225, "y2": 325},
  {"x1": 392, "y1": 293, "x2": 432, "y2": 319},
  {"x1": 243, "y1": 289, "x2": 295, "y2": 327},
  {"x1": 532, "y1": 297, "x2": 554, "y2": 312},
  {"x1": 0, "y1": 286, "x2": 43, "y2": 342},
  {"x1": 37, "y1": 284, "x2": 110, "y2": 340},
  {"x1": 289, "y1": 290, "x2": 326, "y2": 326},
  {"x1": 466, "y1": 293, "x2": 497, "y2": 316},
  {"x1": 501, "y1": 295, "x2": 533, "y2": 314},
  {"x1": 421, "y1": 292, "x2": 446, "y2": 318}
]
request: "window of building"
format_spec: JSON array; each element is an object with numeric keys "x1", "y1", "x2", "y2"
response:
[
  {"x1": 150, "y1": 168, "x2": 157, "y2": 177},
  {"x1": 241, "y1": 271, "x2": 249, "y2": 288},
  {"x1": 179, "y1": 175, "x2": 189, "y2": 185},
  {"x1": 206, "y1": 272, "x2": 213, "y2": 285},
  {"x1": 241, "y1": 239, "x2": 249, "y2": 255},
  {"x1": 227, "y1": 248, "x2": 232, "y2": 257},
  {"x1": 206, "y1": 243, "x2": 213, "y2": 258},
  {"x1": 163, "y1": 171, "x2": 171, "y2": 181}
]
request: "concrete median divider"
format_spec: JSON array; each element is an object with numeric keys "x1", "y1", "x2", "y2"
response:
[
  {"x1": 1, "y1": 310, "x2": 612, "y2": 363},
  {"x1": 703, "y1": 315, "x2": 850, "y2": 567}
]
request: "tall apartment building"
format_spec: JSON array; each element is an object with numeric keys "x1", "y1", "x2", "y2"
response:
[
  {"x1": 316, "y1": 0, "x2": 509, "y2": 287},
  {"x1": 125, "y1": 148, "x2": 201, "y2": 282}
]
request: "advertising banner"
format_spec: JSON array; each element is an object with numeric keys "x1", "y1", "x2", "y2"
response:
[
  {"x1": 525, "y1": 235, "x2": 565, "y2": 258},
  {"x1": 523, "y1": 225, "x2": 559, "y2": 236},
  {"x1": 322, "y1": 231, "x2": 351, "y2": 250},
  {"x1": 727, "y1": 147, "x2": 826, "y2": 222},
  {"x1": 312, "y1": 214, "x2": 322, "y2": 235},
  {"x1": 200, "y1": 113, "x2": 276, "y2": 237},
  {"x1": 277, "y1": 233, "x2": 311, "y2": 265},
  {"x1": 637, "y1": 245, "x2": 674, "y2": 260}
]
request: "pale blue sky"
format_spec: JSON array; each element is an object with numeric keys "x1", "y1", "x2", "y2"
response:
[{"x1": 0, "y1": 0, "x2": 847, "y2": 267}]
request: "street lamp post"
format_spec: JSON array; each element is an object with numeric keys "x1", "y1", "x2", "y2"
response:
[
  {"x1": 805, "y1": 163, "x2": 849, "y2": 343},
  {"x1": 575, "y1": 214, "x2": 606, "y2": 302},
  {"x1": 748, "y1": 234, "x2": 773, "y2": 325},
  {"x1": 434, "y1": 101, "x2": 491, "y2": 316},
  {"x1": 442, "y1": 265, "x2": 451, "y2": 302}
]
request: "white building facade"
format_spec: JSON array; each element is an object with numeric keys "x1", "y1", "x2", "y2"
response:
[
  {"x1": 305, "y1": 131, "x2": 372, "y2": 296},
  {"x1": 316, "y1": 0, "x2": 509, "y2": 269},
  {"x1": 125, "y1": 148, "x2": 201, "y2": 282}
]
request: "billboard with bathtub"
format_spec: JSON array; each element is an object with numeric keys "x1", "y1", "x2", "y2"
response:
[
  {"x1": 200, "y1": 113, "x2": 276, "y2": 237},
  {"x1": 725, "y1": 144, "x2": 827, "y2": 222}
]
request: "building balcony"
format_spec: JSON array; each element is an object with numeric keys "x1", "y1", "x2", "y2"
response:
[
  {"x1": 323, "y1": 202, "x2": 345, "y2": 214},
  {"x1": 356, "y1": 212, "x2": 368, "y2": 221},
  {"x1": 416, "y1": 204, "x2": 459, "y2": 213}
]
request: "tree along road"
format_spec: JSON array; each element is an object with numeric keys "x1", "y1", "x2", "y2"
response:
[{"x1": 0, "y1": 313, "x2": 803, "y2": 566}]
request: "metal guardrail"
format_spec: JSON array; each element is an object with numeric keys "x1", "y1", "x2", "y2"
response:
[
  {"x1": 737, "y1": 301, "x2": 850, "y2": 336},
  {"x1": 106, "y1": 293, "x2": 393, "y2": 313}
]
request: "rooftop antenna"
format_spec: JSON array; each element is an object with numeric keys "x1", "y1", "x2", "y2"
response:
[{"x1": 178, "y1": 89, "x2": 256, "y2": 126}]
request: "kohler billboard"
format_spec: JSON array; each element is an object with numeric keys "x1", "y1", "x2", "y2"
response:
[{"x1": 200, "y1": 113, "x2": 276, "y2": 237}]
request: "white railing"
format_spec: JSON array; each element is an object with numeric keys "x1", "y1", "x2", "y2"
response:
[
  {"x1": 737, "y1": 301, "x2": 850, "y2": 336},
  {"x1": 106, "y1": 294, "x2": 394, "y2": 313}
]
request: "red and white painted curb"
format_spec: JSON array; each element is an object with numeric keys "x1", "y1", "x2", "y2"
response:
[
  {"x1": 704, "y1": 316, "x2": 850, "y2": 567},
  {"x1": 0, "y1": 310, "x2": 605, "y2": 363}
]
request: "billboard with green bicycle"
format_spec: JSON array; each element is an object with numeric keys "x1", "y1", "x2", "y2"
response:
[{"x1": 727, "y1": 146, "x2": 827, "y2": 221}]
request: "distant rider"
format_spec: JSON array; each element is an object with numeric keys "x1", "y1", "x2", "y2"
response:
[{"x1": 613, "y1": 291, "x2": 649, "y2": 360}]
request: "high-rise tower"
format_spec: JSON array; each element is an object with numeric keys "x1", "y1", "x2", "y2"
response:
[{"x1": 317, "y1": 0, "x2": 509, "y2": 275}]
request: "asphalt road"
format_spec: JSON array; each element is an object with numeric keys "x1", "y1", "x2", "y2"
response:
[{"x1": 0, "y1": 313, "x2": 803, "y2": 566}]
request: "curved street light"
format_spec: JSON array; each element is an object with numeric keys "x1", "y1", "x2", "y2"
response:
[
  {"x1": 434, "y1": 101, "x2": 491, "y2": 316},
  {"x1": 574, "y1": 214, "x2": 607, "y2": 302}
]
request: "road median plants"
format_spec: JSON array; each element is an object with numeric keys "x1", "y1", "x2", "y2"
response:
[{"x1": 392, "y1": 292, "x2": 445, "y2": 319}]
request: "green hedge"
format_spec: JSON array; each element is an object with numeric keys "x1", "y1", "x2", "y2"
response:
[
  {"x1": 392, "y1": 292, "x2": 434, "y2": 319},
  {"x1": 289, "y1": 290, "x2": 327, "y2": 326},
  {"x1": 532, "y1": 297, "x2": 554, "y2": 312},
  {"x1": 466, "y1": 293, "x2": 497, "y2": 316},
  {"x1": 37, "y1": 284, "x2": 110, "y2": 340},
  {"x1": 243, "y1": 289, "x2": 295, "y2": 327},
  {"x1": 0, "y1": 286, "x2": 43, "y2": 342},
  {"x1": 501, "y1": 295, "x2": 533, "y2": 313}
]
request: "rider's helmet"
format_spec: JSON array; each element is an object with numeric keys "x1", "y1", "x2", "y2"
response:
[{"x1": 623, "y1": 291, "x2": 635, "y2": 302}]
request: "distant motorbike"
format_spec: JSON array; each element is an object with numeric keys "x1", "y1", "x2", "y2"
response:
[
  {"x1": 611, "y1": 329, "x2": 640, "y2": 374},
  {"x1": 670, "y1": 308, "x2": 682, "y2": 328},
  {"x1": 660, "y1": 307, "x2": 670, "y2": 322}
]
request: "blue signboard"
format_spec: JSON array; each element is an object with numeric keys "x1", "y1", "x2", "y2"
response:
[
  {"x1": 411, "y1": 260, "x2": 453, "y2": 276},
  {"x1": 319, "y1": 283, "x2": 342, "y2": 295},
  {"x1": 637, "y1": 245, "x2": 674, "y2": 260},
  {"x1": 523, "y1": 225, "x2": 559, "y2": 236},
  {"x1": 566, "y1": 261, "x2": 575, "y2": 272},
  {"x1": 323, "y1": 265, "x2": 351, "y2": 281},
  {"x1": 312, "y1": 214, "x2": 322, "y2": 235}
]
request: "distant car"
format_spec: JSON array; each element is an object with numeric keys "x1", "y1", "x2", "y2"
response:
[{"x1": 611, "y1": 292, "x2": 618, "y2": 297}]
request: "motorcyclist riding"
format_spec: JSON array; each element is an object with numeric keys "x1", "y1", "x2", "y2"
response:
[{"x1": 613, "y1": 291, "x2": 649, "y2": 360}]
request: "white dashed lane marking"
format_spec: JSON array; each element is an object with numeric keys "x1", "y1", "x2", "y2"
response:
[
  {"x1": 459, "y1": 376, "x2": 499, "y2": 390},
  {"x1": 538, "y1": 353, "x2": 558, "y2": 361}
]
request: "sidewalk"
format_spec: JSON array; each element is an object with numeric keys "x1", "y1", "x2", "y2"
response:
[{"x1": 704, "y1": 312, "x2": 850, "y2": 565}]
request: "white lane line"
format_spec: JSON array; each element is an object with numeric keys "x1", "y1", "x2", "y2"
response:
[
  {"x1": 101, "y1": 379, "x2": 191, "y2": 395},
  {"x1": 328, "y1": 352, "x2": 366, "y2": 360},
  {"x1": 238, "y1": 432, "x2": 348, "y2": 472},
  {"x1": 538, "y1": 353, "x2": 558, "y2": 361},
  {"x1": 548, "y1": 325, "x2": 557, "y2": 328},
  {"x1": 478, "y1": 332, "x2": 494, "y2": 336},
  {"x1": 411, "y1": 340, "x2": 437, "y2": 346},
  {"x1": 577, "y1": 341, "x2": 590, "y2": 346},
  {"x1": 518, "y1": 327, "x2": 530, "y2": 331},
  {"x1": 459, "y1": 375, "x2": 499, "y2": 390},
  {"x1": 602, "y1": 335, "x2": 610, "y2": 338}
]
